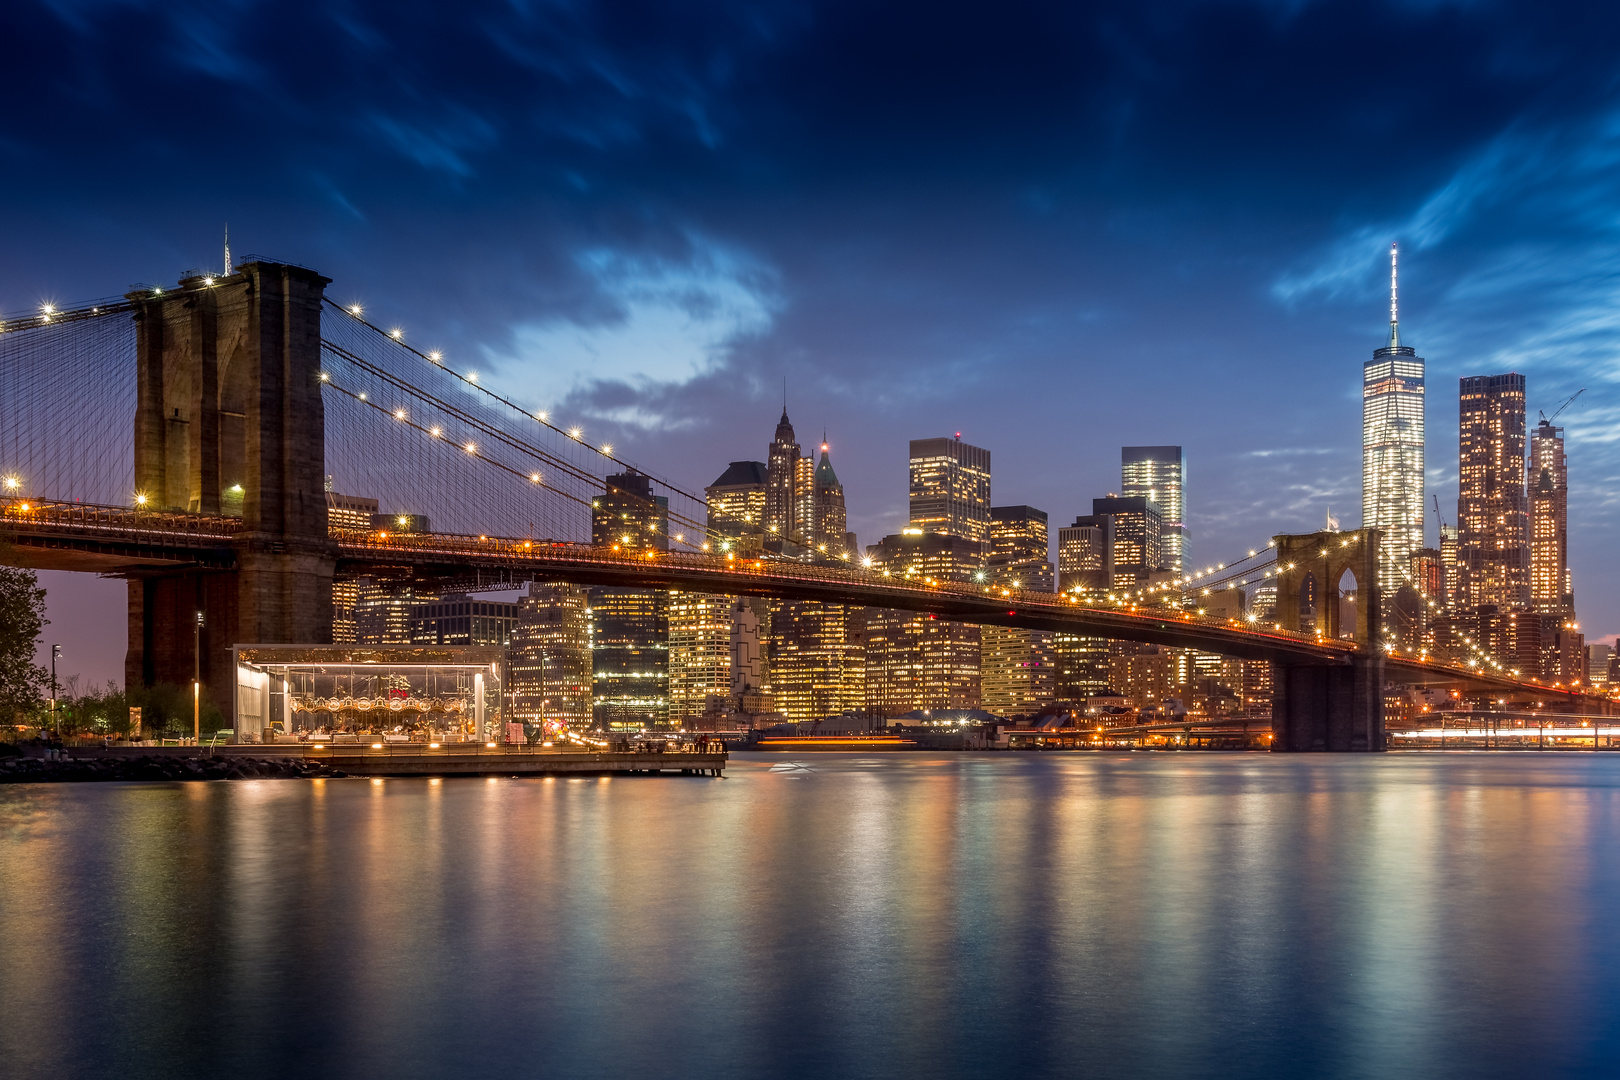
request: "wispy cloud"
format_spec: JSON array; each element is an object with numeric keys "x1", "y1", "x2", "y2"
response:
[{"x1": 487, "y1": 237, "x2": 780, "y2": 425}]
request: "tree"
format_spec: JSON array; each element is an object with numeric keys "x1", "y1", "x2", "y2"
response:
[{"x1": 0, "y1": 564, "x2": 48, "y2": 723}]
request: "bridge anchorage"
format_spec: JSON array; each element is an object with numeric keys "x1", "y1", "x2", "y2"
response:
[{"x1": 3, "y1": 260, "x2": 1606, "y2": 745}]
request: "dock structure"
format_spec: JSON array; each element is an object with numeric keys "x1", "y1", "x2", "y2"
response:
[{"x1": 79, "y1": 745, "x2": 727, "y2": 778}]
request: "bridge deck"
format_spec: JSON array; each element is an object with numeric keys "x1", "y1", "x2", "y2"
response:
[{"x1": 1, "y1": 497, "x2": 1601, "y2": 702}]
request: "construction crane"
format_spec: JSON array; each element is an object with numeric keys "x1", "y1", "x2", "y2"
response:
[
  {"x1": 1432, "y1": 494, "x2": 1447, "y2": 532},
  {"x1": 1539, "y1": 388, "x2": 1585, "y2": 425}
]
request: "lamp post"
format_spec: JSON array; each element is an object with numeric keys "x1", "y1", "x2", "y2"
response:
[
  {"x1": 50, "y1": 643, "x2": 61, "y2": 737},
  {"x1": 193, "y1": 611, "x2": 204, "y2": 745}
]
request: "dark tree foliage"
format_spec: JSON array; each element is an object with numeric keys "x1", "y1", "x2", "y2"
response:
[{"x1": 0, "y1": 564, "x2": 48, "y2": 723}]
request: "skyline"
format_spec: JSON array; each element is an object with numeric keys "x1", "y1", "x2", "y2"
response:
[{"x1": 7, "y1": 0, "x2": 1618, "y2": 682}]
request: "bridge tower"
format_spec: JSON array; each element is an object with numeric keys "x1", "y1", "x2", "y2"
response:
[
  {"x1": 125, "y1": 262, "x2": 336, "y2": 722},
  {"x1": 1269, "y1": 528, "x2": 1385, "y2": 751}
]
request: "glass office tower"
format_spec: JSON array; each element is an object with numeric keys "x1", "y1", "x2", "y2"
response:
[{"x1": 1362, "y1": 243, "x2": 1426, "y2": 598}]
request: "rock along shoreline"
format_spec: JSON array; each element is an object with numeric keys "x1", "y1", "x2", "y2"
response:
[{"x1": 0, "y1": 755, "x2": 348, "y2": 784}]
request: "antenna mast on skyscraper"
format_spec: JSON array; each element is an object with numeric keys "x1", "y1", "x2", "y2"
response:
[
  {"x1": 1388, "y1": 242, "x2": 1400, "y2": 348},
  {"x1": 224, "y1": 224, "x2": 232, "y2": 276}
]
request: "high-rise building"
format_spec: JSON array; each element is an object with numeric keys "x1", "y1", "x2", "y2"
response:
[
  {"x1": 326, "y1": 490, "x2": 378, "y2": 532},
  {"x1": 1458, "y1": 374, "x2": 1530, "y2": 611},
  {"x1": 1362, "y1": 243, "x2": 1426, "y2": 599},
  {"x1": 354, "y1": 578, "x2": 438, "y2": 645},
  {"x1": 1121, "y1": 447, "x2": 1187, "y2": 573},
  {"x1": 1529, "y1": 417, "x2": 1572, "y2": 615},
  {"x1": 510, "y1": 582, "x2": 592, "y2": 728},
  {"x1": 770, "y1": 600, "x2": 863, "y2": 721},
  {"x1": 668, "y1": 590, "x2": 732, "y2": 724},
  {"x1": 864, "y1": 530, "x2": 986, "y2": 714},
  {"x1": 909, "y1": 436, "x2": 991, "y2": 549},
  {"x1": 766, "y1": 410, "x2": 804, "y2": 543},
  {"x1": 1588, "y1": 643, "x2": 1613, "y2": 690},
  {"x1": 591, "y1": 471, "x2": 670, "y2": 729},
  {"x1": 982, "y1": 505, "x2": 1056, "y2": 715},
  {"x1": 1057, "y1": 515, "x2": 1113, "y2": 592},
  {"x1": 1090, "y1": 496, "x2": 1163, "y2": 587},
  {"x1": 1438, "y1": 523, "x2": 1462, "y2": 615},
  {"x1": 812, "y1": 440, "x2": 850, "y2": 558},
  {"x1": 706, "y1": 461, "x2": 767, "y2": 547},
  {"x1": 988, "y1": 505, "x2": 1052, "y2": 587},
  {"x1": 411, "y1": 595, "x2": 516, "y2": 645}
]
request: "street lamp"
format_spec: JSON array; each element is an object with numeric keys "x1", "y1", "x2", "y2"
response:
[
  {"x1": 194, "y1": 611, "x2": 205, "y2": 745},
  {"x1": 50, "y1": 644, "x2": 61, "y2": 737}
]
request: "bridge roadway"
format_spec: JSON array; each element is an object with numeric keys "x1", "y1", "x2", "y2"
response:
[{"x1": 0, "y1": 497, "x2": 1597, "y2": 705}]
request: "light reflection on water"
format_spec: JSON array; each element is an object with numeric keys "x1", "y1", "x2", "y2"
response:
[{"x1": 4, "y1": 753, "x2": 1620, "y2": 1080}]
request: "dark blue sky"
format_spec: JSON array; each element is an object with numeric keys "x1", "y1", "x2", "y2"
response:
[{"x1": 7, "y1": 0, "x2": 1619, "y2": 684}]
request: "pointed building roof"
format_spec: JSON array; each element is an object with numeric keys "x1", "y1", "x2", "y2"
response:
[
  {"x1": 815, "y1": 443, "x2": 841, "y2": 491},
  {"x1": 710, "y1": 460, "x2": 768, "y2": 488}
]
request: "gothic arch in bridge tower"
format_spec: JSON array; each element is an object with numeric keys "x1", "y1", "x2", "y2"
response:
[
  {"x1": 1269, "y1": 527, "x2": 1385, "y2": 752},
  {"x1": 1272, "y1": 528, "x2": 1381, "y2": 644}
]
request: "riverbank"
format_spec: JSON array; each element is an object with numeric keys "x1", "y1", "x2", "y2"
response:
[{"x1": 0, "y1": 754, "x2": 343, "y2": 783}]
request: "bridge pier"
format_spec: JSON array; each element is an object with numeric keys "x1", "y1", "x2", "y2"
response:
[
  {"x1": 1271, "y1": 655, "x2": 1385, "y2": 751},
  {"x1": 124, "y1": 263, "x2": 335, "y2": 723}
]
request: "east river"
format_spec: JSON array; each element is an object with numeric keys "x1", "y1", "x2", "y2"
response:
[{"x1": 4, "y1": 753, "x2": 1620, "y2": 1079}]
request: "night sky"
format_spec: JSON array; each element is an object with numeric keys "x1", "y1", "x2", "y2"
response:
[{"x1": 6, "y1": 0, "x2": 1618, "y2": 686}]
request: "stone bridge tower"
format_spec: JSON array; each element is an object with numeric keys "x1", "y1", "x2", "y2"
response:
[
  {"x1": 125, "y1": 262, "x2": 336, "y2": 722},
  {"x1": 1269, "y1": 528, "x2": 1385, "y2": 751}
]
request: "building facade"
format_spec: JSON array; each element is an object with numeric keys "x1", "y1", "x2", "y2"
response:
[
  {"x1": 981, "y1": 505, "x2": 1056, "y2": 715},
  {"x1": 908, "y1": 436, "x2": 991, "y2": 549},
  {"x1": 812, "y1": 441, "x2": 851, "y2": 558},
  {"x1": 1458, "y1": 374, "x2": 1530, "y2": 611},
  {"x1": 705, "y1": 460, "x2": 767, "y2": 548},
  {"x1": 1362, "y1": 244, "x2": 1426, "y2": 599},
  {"x1": 591, "y1": 471, "x2": 670, "y2": 729},
  {"x1": 1090, "y1": 496, "x2": 1163, "y2": 587},
  {"x1": 1529, "y1": 417, "x2": 1572, "y2": 616},
  {"x1": 668, "y1": 590, "x2": 732, "y2": 724},
  {"x1": 1121, "y1": 446, "x2": 1187, "y2": 573},
  {"x1": 510, "y1": 581, "x2": 592, "y2": 728}
]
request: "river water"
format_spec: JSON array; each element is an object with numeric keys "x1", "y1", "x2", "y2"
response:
[{"x1": 3, "y1": 752, "x2": 1620, "y2": 1079}]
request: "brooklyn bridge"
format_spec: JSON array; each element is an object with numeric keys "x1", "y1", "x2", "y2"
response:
[{"x1": 0, "y1": 261, "x2": 1602, "y2": 749}]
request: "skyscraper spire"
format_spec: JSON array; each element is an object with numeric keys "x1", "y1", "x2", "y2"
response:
[
  {"x1": 224, "y1": 224, "x2": 233, "y2": 276},
  {"x1": 1388, "y1": 241, "x2": 1399, "y2": 349}
]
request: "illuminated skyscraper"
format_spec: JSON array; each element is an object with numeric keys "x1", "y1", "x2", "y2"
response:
[
  {"x1": 812, "y1": 440, "x2": 850, "y2": 558},
  {"x1": 766, "y1": 410, "x2": 806, "y2": 543},
  {"x1": 982, "y1": 505, "x2": 1055, "y2": 714},
  {"x1": 1121, "y1": 447, "x2": 1186, "y2": 573},
  {"x1": 1090, "y1": 496, "x2": 1162, "y2": 586},
  {"x1": 1529, "y1": 417, "x2": 1572, "y2": 615},
  {"x1": 510, "y1": 582, "x2": 592, "y2": 728},
  {"x1": 1457, "y1": 374, "x2": 1530, "y2": 611},
  {"x1": 1057, "y1": 515, "x2": 1113, "y2": 592},
  {"x1": 668, "y1": 590, "x2": 732, "y2": 724},
  {"x1": 864, "y1": 531, "x2": 985, "y2": 714},
  {"x1": 706, "y1": 460, "x2": 767, "y2": 547},
  {"x1": 591, "y1": 471, "x2": 670, "y2": 729},
  {"x1": 909, "y1": 436, "x2": 991, "y2": 549},
  {"x1": 1362, "y1": 243, "x2": 1426, "y2": 599}
]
